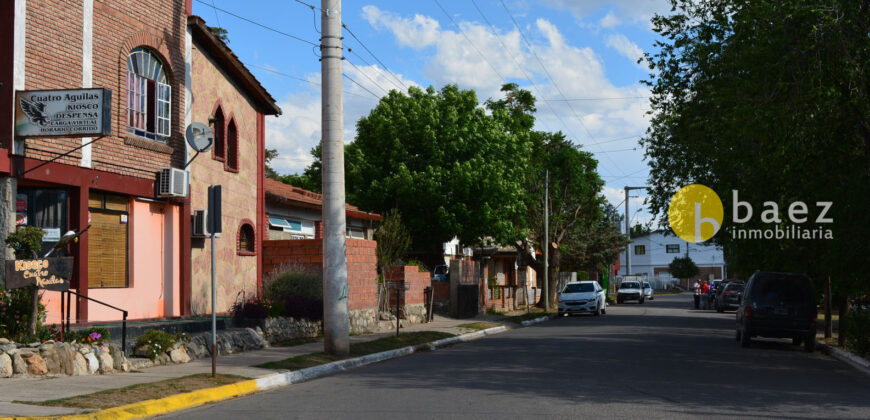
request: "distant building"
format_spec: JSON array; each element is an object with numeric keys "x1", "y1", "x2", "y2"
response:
[{"x1": 618, "y1": 231, "x2": 725, "y2": 287}]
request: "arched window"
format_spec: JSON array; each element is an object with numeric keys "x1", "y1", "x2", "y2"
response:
[
  {"x1": 238, "y1": 221, "x2": 256, "y2": 255},
  {"x1": 226, "y1": 118, "x2": 239, "y2": 172},
  {"x1": 212, "y1": 106, "x2": 225, "y2": 161},
  {"x1": 126, "y1": 47, "x2": 170, "y2": 141}
]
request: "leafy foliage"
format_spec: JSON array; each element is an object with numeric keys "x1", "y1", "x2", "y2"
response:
[
  {"x1": 669, "y1": 256, "x2": 700, "y2": 281},
  {"x1": 263, "y1": 267, "x2": 323, "y2": 320},
  {"x1": 375, "y1": 208, "x2": 412, "y2": 274},
  {"x1": 265, "y1": 148, "x2": 280, "y2": 180},
  {"x1": 231, "y1": 296, "x2": 273, "y2": 321},
  {"x1": 842, "y1": 308, "x2": 870, "y2": 357},
  {"x1": 0, "y1": 286, "x2": 45, "y2": 341},
  {"x1": 134, "y1": 329, "x2": 187, "y2": 360},
  {"x1": 642, "y1": 0, "x2": 869, "y2": 297},
  {"x1": 6, "y1": 226, "x2": 44, "y2": 259}
]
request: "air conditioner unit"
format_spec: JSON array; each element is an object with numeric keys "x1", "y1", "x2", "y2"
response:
[
  {"x1": 158, "y1": 168, "x2": 189, "y2": 198},
  {"x1": 192, "y1": 210, "x2": 209, "y2": 238}
]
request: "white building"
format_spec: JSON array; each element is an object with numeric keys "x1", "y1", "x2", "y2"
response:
[{"x1": 619, "y1": 231, "x2": 726, "y2": 288}]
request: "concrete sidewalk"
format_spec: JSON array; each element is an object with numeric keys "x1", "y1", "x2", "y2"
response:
[{"x1": 0, "y1": 315, "x2": 506, "y2": 418}]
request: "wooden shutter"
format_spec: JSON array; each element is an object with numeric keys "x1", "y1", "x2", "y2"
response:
[{"x1": 88, "y1": 210, "x2": 128, "y2": 288}]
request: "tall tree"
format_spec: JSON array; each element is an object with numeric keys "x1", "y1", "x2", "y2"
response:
[
  {"x1": 344, "y1": 85, "x2": 532, "y2": 253},
  {"x1": 265, "y1": 148, "x2": 279, "y2": 180},
  {"x1": 642, "y1": 0, "x2": 870, "y2": 301}
]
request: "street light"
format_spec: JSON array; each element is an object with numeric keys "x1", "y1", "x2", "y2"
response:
[{"x1": 624, "y1": 186, "x2": 647, "y2": 277}]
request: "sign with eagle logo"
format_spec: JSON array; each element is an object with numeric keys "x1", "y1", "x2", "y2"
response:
[{"x1": 14, "y1": 88, "x2": 112, "y2": 137}]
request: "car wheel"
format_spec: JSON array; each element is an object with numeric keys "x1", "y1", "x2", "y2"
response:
[
  {"x1": 639, "y1": 298, "x2": 645, "y2": 305},
  {"x1": 735, "y1": 329, "x2": 741, "y2": 342},
  {"x1": 617, "y1": 298, "x2": 623, "y2": 304},
  {"x1": 594, "y1": 307, "x2": 600, "y2": 316},
  {"x1": 740, "y1": 326, "x2": 752, "y2": 348},
  {"x1": 601, "y1": 302, "x2": 607, "y2": 315},
  {"x1": 792, "y1": 337, "x2": 802, "y2": 346},
  {"x1": 804, "y1": 335, "x2": 816, "y2": 352},
  {"x1": 558, "y1": 311, "x2": 564, "y2": 317}
]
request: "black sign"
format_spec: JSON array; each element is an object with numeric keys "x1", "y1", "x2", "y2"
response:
[{"x1": 4, "y1": 257, "x2": 73, "y2": 291}]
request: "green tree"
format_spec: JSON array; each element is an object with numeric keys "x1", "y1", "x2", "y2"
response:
[
  {"x1": 207, "y1": 26, "x2": 230, "y2": 43},
  {"x1": 669, "y1": 256, "x2": 699, "y2": 285},
  {"x1": 344, "y1": 85, "x2": 532, "y2": 253},
  {"x1": 265, "y1": 148, "x2": 280, "y2": 180},
  {"x1": 374, "y1": 208, "x2": 412, "y2": 275},
  {"x1": 562, "y1": 203, "x2": 628, "y2": 275},
  {"x1": 279, "y1": 144, "x2": 322, "y2": 193},
  {"x1": 5, "y1": 226, "x2": 45, "y2": 336},
  {"x1": 642, "y1": 0, "x2": 869, "y2": 307},
  {"x1": 629, "y1": 222, "x2": 652, "y2": 238}
]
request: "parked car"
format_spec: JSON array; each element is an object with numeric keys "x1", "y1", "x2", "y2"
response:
[
  {"x1": 432, "y1": 264, "x2": 449, "y2": 282},
  {"x1": 715, "y1": 281, "x2": 744, "y2": 312},
  {"x1": 736, "y1": 271, "x2": 817, "y2": 352},
  {"x1": 617, "y1": 281, "x2": 645, "y2": 304},
  {"x1": 558, "y1": 281, "x2": 606, "y2": 316},
  {"x1": 643, "y1": 282, "x2": 654, "y2": 300}
]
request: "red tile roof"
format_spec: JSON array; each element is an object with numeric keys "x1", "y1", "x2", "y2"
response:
[{"x1": 264, "y1": 178, "x2": 381, "y2": 221}]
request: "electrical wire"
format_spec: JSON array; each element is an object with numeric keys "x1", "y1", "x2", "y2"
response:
[
  {"x1": 343, "y1": 73, "x2": 381, "y2": 100},
  {"x1": 345, "y1": 59, "x2": 390, "y2": 96},
  {"x1": 342, "y1": 23, "x2": 409, "y2": 92},
  {"x1": 195, "y1": 0, "x2": 318, "y2": 47}
]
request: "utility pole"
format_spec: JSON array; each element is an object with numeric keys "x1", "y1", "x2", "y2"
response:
[
  {"x1": 321, "y1": 0, "x2": 349, "y2": 356},
  {"x1": 543, "y1": 170, "x2": 549, "y2": 311},
  {"x1": 624, "y1": 186, "x2": 646, "y2": 277}
]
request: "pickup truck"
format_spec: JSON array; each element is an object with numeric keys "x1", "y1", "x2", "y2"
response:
[{"x1": 617, "y1": 280, "x2": 645, "y2": 304}]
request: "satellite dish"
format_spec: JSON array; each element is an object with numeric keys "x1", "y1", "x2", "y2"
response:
[{"x1": 186, "y1": 122, "x2": 214, "y2": 153}]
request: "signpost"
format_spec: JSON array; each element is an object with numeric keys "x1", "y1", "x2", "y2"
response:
[
  {"x1": 4, "y1": 257, "x2": 73, "y2": 291},
  {"x1": 14, "y1": 88, "x2": 112, "y2": 137},
  {"x1": 208, "y1": 185, "x2": 222, "y2": 377}
]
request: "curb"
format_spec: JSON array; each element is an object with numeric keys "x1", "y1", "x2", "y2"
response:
[
  {"x1": 50, "y1": 326, "x2": 509, "y2": 419},
  {"x1": 817, "y1": 341, "x2": 870, "y2": 377},
  {"x1": 520, "y1": 314, "x2": 556, "y2": 326}
]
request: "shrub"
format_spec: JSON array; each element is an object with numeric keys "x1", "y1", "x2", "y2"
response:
[
  {"x1": 843, "y1": 308, "x2": 870, "y2": 357},
  {"x1": 405, "y1": 259, "x2": 428, "y2": 273},
  {"x1": 134, "y1": 329, "x2": 185, "y2": 360},
  {"x1": 263, "y1": 266, "x2": 323, "y2": 320},
  {"x1": 0, "y1": 287, "x2": 45, "y2": 342},
  {"x1": 231, "y1": 296, "x2": 273, "y2": 321}
]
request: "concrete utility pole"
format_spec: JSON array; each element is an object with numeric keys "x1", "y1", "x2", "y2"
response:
[
  {"x1": 543, "y1": 170, "x2": 549, "y2": 311},
  {"x1": 624, "y1": 186, "x2": 646, "y2": 277},
  {"x1": 321, "y1": 0, "x2": 349, "y2": 356}
]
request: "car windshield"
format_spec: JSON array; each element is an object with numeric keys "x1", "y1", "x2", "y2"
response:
[
  {"x1": 643, "y1": 283, "x2": 650, "y2": 289},
  {"x1": 622, "y1": 282, "x2": 640, "y2": 289},
  {"x1": 433, "y1": 266, "x2": 448, "y2": 275},
  {"x1": 563, "y1": 283, "x2": 595, "y2": 293}
]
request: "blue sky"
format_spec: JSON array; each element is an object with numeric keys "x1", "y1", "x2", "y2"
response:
[{"x1": 193, "y1": 0, "x2": 672, "y2": 228}]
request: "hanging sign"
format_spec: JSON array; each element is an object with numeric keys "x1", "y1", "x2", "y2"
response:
[
  {"x1": 4, "y1": 257, "x2": 73, "y2": 291},
  {"x1": 14, "y1": 88, "x2": 112, "y2": 137}
]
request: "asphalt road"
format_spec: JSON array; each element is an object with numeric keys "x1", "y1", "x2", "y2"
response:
[{"x1": 163, "y1": 294, "x2": 870, "y2": 419}]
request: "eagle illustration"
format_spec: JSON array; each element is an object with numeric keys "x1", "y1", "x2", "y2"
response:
[{"x1": 20, "y1": 98, "x2": 49, "y2": 126}]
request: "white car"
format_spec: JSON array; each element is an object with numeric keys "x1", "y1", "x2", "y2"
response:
[
  {"x1": 643, "y1": 282, "x2": 654, "y2": 300},
  {"x1": 558, "y1": 281, "x2": 606, "y2": 316},
  {"x1": 617, "y1": 281, "x2": 645, "y2": 304}
]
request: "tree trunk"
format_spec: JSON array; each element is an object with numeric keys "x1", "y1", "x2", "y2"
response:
[
  {"x1": 536, "y1": 246, "x2": 561, "y2": 309},
  {"x1": 30, "y1": 285, "x2": 39, "y2": 336},
  {"x1": 824, "y1": 276, "x2": 832, "y2": 339}
]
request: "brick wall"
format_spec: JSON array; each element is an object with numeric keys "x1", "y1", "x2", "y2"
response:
[
  {"x1": 263, "y1": 239, "x2": 377, "y2": 311},
  {"x1": 23, "y1": 0, "x2": 186, "y2": 176},
  {"x1": 385, "y1": 265, "x2": 432, "y2": 306}
]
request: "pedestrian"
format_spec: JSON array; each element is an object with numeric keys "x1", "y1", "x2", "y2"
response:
[
  {"x1": 701, "y1": 280, "x2": 711, "y2": 309},
  {"x1": 693, "y1": 279, "x2": 701, "y2": 309}
]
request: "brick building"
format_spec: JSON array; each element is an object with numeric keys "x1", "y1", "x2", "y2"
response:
[{"x1": 0, "y1": 1, "x2": 280, "y2": 323}]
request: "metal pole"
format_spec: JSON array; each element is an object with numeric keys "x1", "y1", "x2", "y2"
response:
[
  {"x1": 60, "y1": 291, "x2": 65, "y2": 342},
  {"x1": 395, "y1": 286, "x2": 400, "y2": 337},
  {"x1": 211, "y1": 233, "x2": 216, "y2": 377},
  {"x1": 624, "y1": 186, "x2": 630, "y2": 277},
  {"x1": 122, "y1": 311, "x2": 127, "y2": 356},
  {"x1": 321, "y1": 0, "x2": 350, "y2": 356},
  {"x1": 543, "y1": 169, "x2": 549, "y2": 311}
]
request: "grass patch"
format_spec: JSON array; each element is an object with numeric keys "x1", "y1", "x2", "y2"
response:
[
  {"x1": 456, "y1": 322, "x2": 500, "y2": 331},
  {"x1": 16, "y1": 374, "x2": 248, "y2": 410},
  {"x1": 271, "y1": 337, "x2": 320, "y2": 347},
  {"x1": 255, "y1": 331, "x2": 455, "y2": 371}
]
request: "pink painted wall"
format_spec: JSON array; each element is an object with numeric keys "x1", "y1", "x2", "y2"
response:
[
  {"x1": 43, "y1": 200, "x2": 181, "y2": 323},
  {"x1": 188, "y1": 40, "x2": 260, "y2": 315}
]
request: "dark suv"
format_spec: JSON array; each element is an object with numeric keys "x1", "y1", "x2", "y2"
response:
[
  {"x1": 715, "y1": 281, "x2": 744, "y2": 312},
  {"x1": 736, "y1": 271, "x2": 817, "y2": 352}
]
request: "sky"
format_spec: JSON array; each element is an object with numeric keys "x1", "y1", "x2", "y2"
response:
[{"x1": 192, "y1": 0, "x2": 674, "y2": 230}]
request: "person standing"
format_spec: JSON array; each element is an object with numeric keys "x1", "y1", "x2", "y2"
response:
[
  {"x1": 701, "y1": 280, "x2": 711, "y2": 309},
  {"x1": 693, "y1": 280, "x2": 701, "y2": 309}
]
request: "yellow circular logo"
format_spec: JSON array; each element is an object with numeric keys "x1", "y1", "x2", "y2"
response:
[{"x1": 668, "y1": 184, "x2": 723, "y2": 243}]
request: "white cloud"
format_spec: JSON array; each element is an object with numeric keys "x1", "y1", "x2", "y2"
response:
[
  {"x1": 606, "y1": 33, "x2": 644, "y2": 68},
  {"x1": 599, "y1": 11, "x2": 622, "y2": 28},
  {"x1": 265, "y1": 65, "x2": 419, "y2": 176}
]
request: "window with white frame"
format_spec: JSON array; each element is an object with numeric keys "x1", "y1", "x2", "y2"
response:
[
  {"x1": 666, "y1": 244, "x2": 680, "y2": 253},
  {"x1": 126, "y1": 47, "x2": 170, "y2": 141},
  {"x1": 268, "y1": 215, "x2": 315, "y2": 238}
]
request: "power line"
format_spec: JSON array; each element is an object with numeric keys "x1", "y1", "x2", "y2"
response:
[
  {"x1": 342, "y1": 23, "x2": 409, "y2": 92},
  {"x1": 195, "y1": 0, "x2": 318, "y2": 47},
  {"x1": 346, "y1": 48, "x2": 405, "y2": 92},
  {"x1": 345, "y1": 59, "x2": 390, "y2": 96},
  {"x1": 343, "y1": 73, "x2": 381, "y2": 100},
  {"x1": 434, "y1": 0, "x2": 506, "y2": 83},
  {"x1": 247, "y1": 63, "x2": 371, "y2": 99},
  {"x1": 500, "y1": 0, "x2": 628, "y2": 177}
]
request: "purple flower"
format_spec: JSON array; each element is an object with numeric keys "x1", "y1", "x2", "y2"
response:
[{"x1": 89, "y1": 332, "x2": 101, "y2": 340}]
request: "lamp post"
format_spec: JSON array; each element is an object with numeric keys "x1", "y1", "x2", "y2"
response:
[{"x1": 623, "y1": 186, "x2": 647, "y2": 277}]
